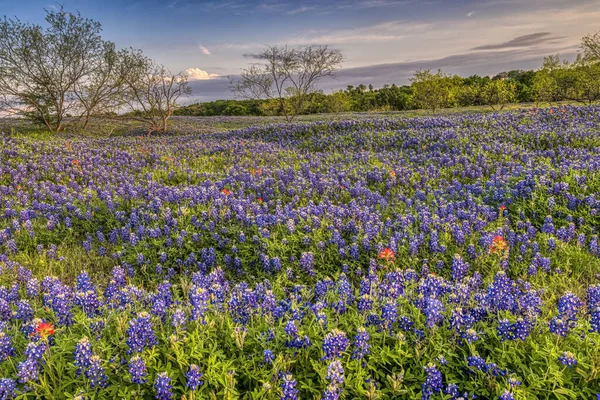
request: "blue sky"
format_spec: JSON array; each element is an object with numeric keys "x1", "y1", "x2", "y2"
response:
[{"x1": 1, "y1": 0, "x2": 598, "y2": 101}]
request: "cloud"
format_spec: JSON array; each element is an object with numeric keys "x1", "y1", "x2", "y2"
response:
[
  {"x1": 286, "y1": 21, "x2": 431, "y2": 45},
  {"x1": 466, "y1": 11, "x2": 475, "y2": 17},
  {"x1": 287, "y1": 6, "x2": 316, "y2": 15},
  {"x1": 471, "y1": 32, "x2": 567, "y2": 50},
  {"x1": 185, "y1": 68, "x2": 220, "y2": 80},
  {"x1": 199, "y1": 45, "x2": 211, "y2": 55}
]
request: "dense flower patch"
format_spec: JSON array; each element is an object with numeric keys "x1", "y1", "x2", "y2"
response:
[{"x1": 0, "y1": 106, "x2": 600, "y2": 398}]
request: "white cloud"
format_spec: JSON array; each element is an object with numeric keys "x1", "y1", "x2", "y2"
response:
[
  {"x1": 287, "y1": 6, "x2": 316, "y2": 15},
  {"x1": 199, "y1": 45, "x2": 211, "y2": 55},
  {"x1": 466, "y1": 11, "x2": 475, "y2": 17},
  {"x1": 185, "y1": 68, "x2": 220, "y2": 80},
  {"x1": 287, "y1": 21, "x2": 431, "y2": 45}
]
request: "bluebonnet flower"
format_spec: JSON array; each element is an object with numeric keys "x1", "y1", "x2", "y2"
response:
[
  {"x1": 24, "y1": 341, "x2": 46, "y2": 362},
  {"x1": 381, "y1": 300, "x2": 398, "y2": 331},
  {"x1": 74, "y1": 337, "x2": 93, "y2": 376},
  {"x1": 451, "y1": 254, "x2": 469, "y2": 281},
  {"x1": 171, "y1": 308, "x2": 186, "y2": 329},
  {"x1": 549, "y1": 317, "x2": 569, "y2": 337},
  {"x1": 280, "y1": 373, "x2": 298, "y2": 400},
  {"x1": 323, "y1": 360, "x2": 344, "y2": 400},
  {"x1": 126, "y1": 312, "x2": 157, "y2": 354},
  {"x1": 0, "y1": 378, "x2": 16, "y2": 399},
  {"x1": 185, "y1": 364, "x2": 204, "y2": 391},
  {"x1": 422, "y1": 363, "x2": 443, "y2": 400},
  {"x1": 154, "y1": 372, "x2": 173, "y2": 400},
  {"x1": 17, "y1": 357, "x2": 40, "y2": 383},
  {"x1": 558, "y1": 352, "x2": 577, "y2": 368},
  {"x1": 190, "y1": 286, "x2": 209, "y2": 323},
  {"x1": 86, "y1": 355, "x2": 108, "y2": 388},
  {"x1": 299, "y1": 252, "x2": 315, "y2": 276},
  {"x1": 322, "y1": 329, "x2": 349, "y2": 360},
  {"x1": 508, "y1": 377, "x2": 521, "y2": 388},
  {"x1": 264, "y1": 349, "x2": 275, "y2": 364},
  {"x1": 499, "y1": 390, "x2": 515, "y2": 400},
  {"x1": 558, "y1": 292, "x2": 583, "y2": 318},
  {"x1": 128, "y1": 355, "x2": 148, "y2": 384},
  {"x1": 0, "y1": 332, "x2": 14, "y2": 362},
  {"x1": 462, "y1": 328, "x2": 479, "y2": 343},
  {"x1": 351, "y1": 327, "x2": 370, "y2": 360}
]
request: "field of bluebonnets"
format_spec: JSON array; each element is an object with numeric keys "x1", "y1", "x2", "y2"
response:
[{"x1": 1, "y1": 105, "x2": 600, "y2": 399}]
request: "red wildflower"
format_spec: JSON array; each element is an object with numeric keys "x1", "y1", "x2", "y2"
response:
[
  {"x1": 378, "y1": 248, "x2": 396, "y2": 262},
  {"x1": 221, "y1": 189, "x2": 231, "y2": 196},
  {"x1": 490, "y1": 235, "x2": 508, "y2": 254},
  {"x1": 35, "y1": 321, "x2": 54, "y2": 338}
]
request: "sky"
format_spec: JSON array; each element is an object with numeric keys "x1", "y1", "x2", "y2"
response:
[{"x1": 1, "y1": 0, "x2": 599, "y2": 102}]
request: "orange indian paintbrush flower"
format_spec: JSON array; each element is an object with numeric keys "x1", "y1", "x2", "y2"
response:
[
  {"x1": 378, "y1": 248, "x2": 396, "y2": 262},
  {"x1": 490, "y1": 235, "x2": 508, "y2": 254},
  {"x1": 35, "y1": 321, "x2": 55, "y2": 338}
]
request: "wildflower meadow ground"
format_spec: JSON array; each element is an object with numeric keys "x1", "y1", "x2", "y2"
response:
[{"x1": 0, "y1": 106, "x2": 600, "y2": 399}]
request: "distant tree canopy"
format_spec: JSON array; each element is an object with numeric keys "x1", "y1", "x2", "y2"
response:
[{"x1": 175, "y1": 31, "x2": 600, "y2": 118}]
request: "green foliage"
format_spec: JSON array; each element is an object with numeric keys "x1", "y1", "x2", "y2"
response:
[{"x1": 410, "y1": 69, "x2": 459, "y2": 111}]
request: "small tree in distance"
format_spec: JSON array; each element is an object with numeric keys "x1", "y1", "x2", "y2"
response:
[
  {"x1": 121, "y1": 50, "x2": 191, "y2": 134},
  {"x1": 482, "y1": 79, "x2": 517, "y2": 111},
  {"x1": 230, "y1": 45, "x2": 343, "y2": 122},
  {"x1": 410, "y1": 69, "x2": 456, "y2": 112}
]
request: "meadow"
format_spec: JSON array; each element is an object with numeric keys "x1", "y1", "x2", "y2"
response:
[{"x1": 1, "y1": 105, "x2": 600, "y2": 399}]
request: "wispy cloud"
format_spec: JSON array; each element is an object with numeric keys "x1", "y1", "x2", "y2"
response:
[
  {"x1": 471, "y1": 32, "x2": 566, "y2": 51},
  {"x1": 466, "y1": 11, "x2": 475, "y2": 17},
  {"x1": 285, "y1": 20, "x2": 431, "y2": 45},
  {"x1": 286, "y1": 6, "x2": 316, "y2": 15},
  {"x1": 199, "y1": 45, "x2": 211, "y2": 55}
]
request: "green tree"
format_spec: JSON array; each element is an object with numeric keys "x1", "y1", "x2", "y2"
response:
[
  {"x1": 534, "y1": 54, "x2": 600, "y2": 105},
  {"x1": 0, "y1": 8, "x2": 107, "y2": 132},
  {"x1": 481, "y1": 79, "x2": 517, "y2": 110},
  {"x1": 533, "y1": 55, "x2": 566, "y2": 104},
  {"x1": 410, "y1": 69, "x2": 456, "y2": 111}
]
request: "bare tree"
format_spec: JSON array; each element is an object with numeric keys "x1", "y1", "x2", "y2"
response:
[
  {"x1": 0, "y1": 8, "x2": 105, "y2": 132},
  {"x1": 72, "y1": 43, "x2": 129, "y2": 130},
  {"x1": 582, "y1": 30, "x2": 600, "y2": 62},
  {"x1": 230, "y1": 45, "x2": 343, "y2": 122},
  {"x1": 121, "y1": 50, "x2": 191, "y2": 134}
]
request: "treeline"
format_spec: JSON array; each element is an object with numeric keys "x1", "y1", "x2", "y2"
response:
[
  {"x1": 0, "y1": 8, "x2": 190, "y2": 133},
  {"x1": 178, "y1": 32, "x2": 600, "y2": 117},
  {"x1": 1, "y1": 6, "x2": 599, "y2": 131}
]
